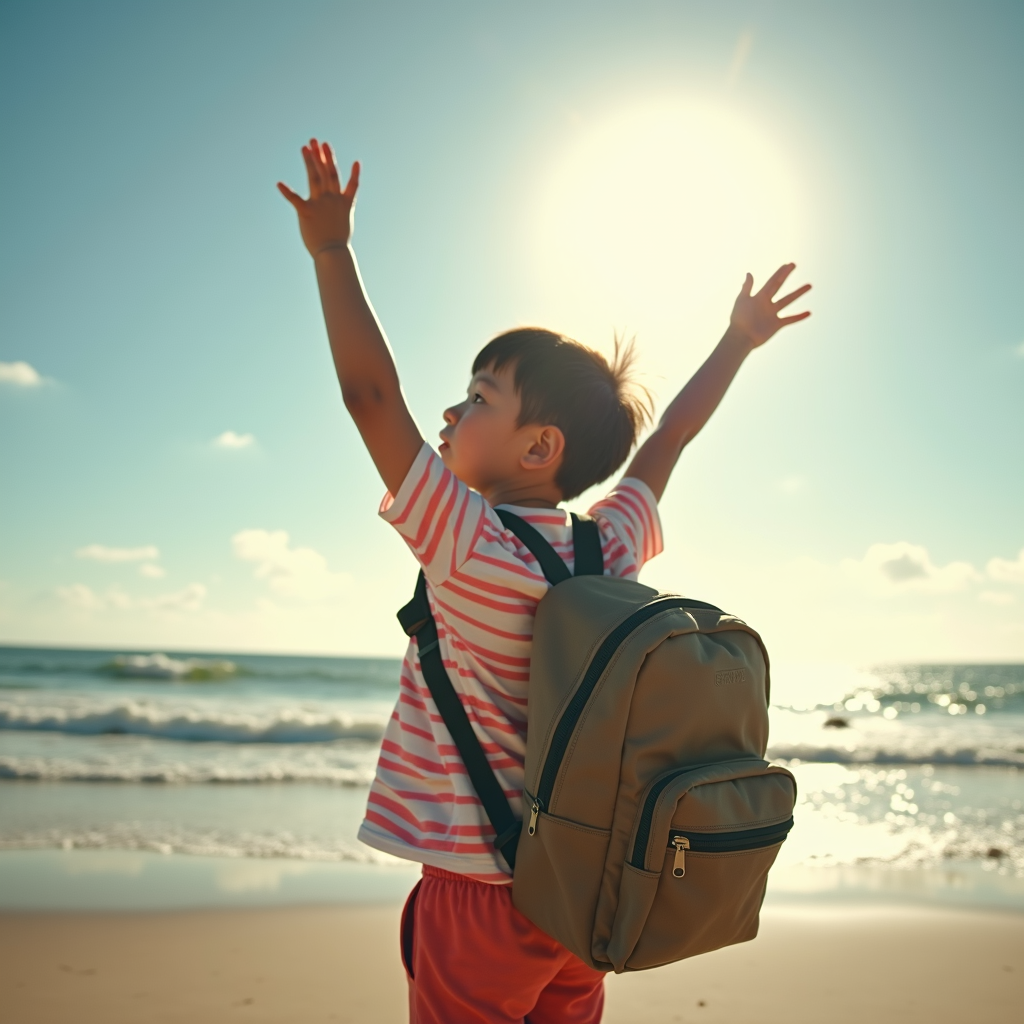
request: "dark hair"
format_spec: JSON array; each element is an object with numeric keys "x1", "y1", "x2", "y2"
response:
[{"x1": 472, "y1": 328, "x2": 651, "y2": 500}]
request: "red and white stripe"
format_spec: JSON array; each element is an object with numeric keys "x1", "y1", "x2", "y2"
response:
[{"x1": 357, "y1": 443, "x2": 663, "y2": 882}]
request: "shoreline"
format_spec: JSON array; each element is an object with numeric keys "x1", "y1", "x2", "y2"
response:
[
  {"x1": 3, "y1": 847, "x2": 1023, "y2": 914},
  {"x1": 2, "y1": 902, "x2": 1022, "y2": 1023}
]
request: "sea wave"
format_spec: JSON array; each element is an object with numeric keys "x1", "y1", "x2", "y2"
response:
[
  {"x1": 767, "y1": 707, "x2": 1024, "y2": 767},
  {"x1": 0, "y1": 826, "x2": 400, "y2": 864},
  {"x1": 0, "y1": 758, "x2": 376, "y2": 784},
  {"x1": 103, "y1": 654, "x2": 241, "y2": 681},
  {"x1": 0, "y1": 647, "x2": 402, "y2": 686},
  {"x1": 0, "y1": 700, "x2": 388, "y2": 744},
  {"x1": 768, "y1": 743, "x2": 1024, "y2": 768}
]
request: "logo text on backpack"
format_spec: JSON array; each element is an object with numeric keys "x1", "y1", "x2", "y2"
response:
[{"x1": 714, "y1": 669, "x2": 747, "y2": 687}]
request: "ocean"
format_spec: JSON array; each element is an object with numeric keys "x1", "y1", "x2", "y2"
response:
[{"x1": 0, "y1": 647, "x2": 1021, "y2": 908}]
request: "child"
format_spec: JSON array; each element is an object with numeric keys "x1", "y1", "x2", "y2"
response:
[{"x1": 279, "y1": 139, "x2": 810, "y2": 1024}]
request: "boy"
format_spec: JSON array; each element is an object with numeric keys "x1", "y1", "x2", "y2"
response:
[{"x1": 279, "y1": 139, "x2": 810, "y2": 1024}]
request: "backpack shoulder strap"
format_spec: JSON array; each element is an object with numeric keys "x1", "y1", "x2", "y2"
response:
[
  {"x1": 496, "y1": 509, "x2": 604, "y2": 583},
  {"x1": 397, "y1": 572, "x2": 521, "y2": 871},
  {"x1": 495, "y1": 509, "x2": 571, "y2": 585},
  {"x1": 570, "y1": 513, "x2": 604, "y2": 577}
]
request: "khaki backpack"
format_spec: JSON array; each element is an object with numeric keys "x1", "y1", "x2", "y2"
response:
[{"x1": 398, "y1": 510, "x2": 795, "y2": 974}]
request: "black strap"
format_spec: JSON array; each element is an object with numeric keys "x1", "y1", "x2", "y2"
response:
[
  {"x1": 571, "y1": 513, "x2": 604, "y2": 577},
  {"x1": 398, "y1": 573, "x2": 522, "y2": 870},
  {"x1": 496, "y1": 509, "x2": 604, "y2": 583},
  {"x1": 495, "y1": 509, "x2": 570, "y2": 584},
  {"x1": 394, "y1": 510, "x2": 604, "y2": 874}
]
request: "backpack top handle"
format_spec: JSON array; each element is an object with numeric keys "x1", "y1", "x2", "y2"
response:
[{"x1": 496, "y1": 509, "x2": 604, "y2": 585}]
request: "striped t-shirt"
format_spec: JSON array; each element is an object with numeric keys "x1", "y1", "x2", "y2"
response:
[{"x1": 357, "y1": 442, "x2": 663, "y2": 882}]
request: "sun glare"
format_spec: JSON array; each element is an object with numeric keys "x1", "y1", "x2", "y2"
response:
[{"x1": 534, "y1": 99, "x2": 805, "y2": 366}]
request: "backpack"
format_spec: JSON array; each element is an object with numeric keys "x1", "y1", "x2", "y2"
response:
[{"x1": 398, "y1": 509, "x2": 795, "y2": 974}]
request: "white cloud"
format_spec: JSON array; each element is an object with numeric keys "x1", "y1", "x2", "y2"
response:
[
  {"x1": 76, "y1": 544, "x2": 160, "y2": 563},
  {"x1": 146, "y1": 584, "x2": 206, "y2": 612},
  {"x1": 979, "y1": 590, "x2": 1015, "y2": 606},
  {"x1": 0, "y1": 361, "x2": 43, "y2": 387},
  {"x1": 56, "y1": 582, "x2": 205, "y2": 613},
  {"x1": 987, "y1": 548, "x2": 1024, "y2": 585},
  {"x1": 56, "y1": 583, "x2": 107, "y2": 611},
  {"x1": 139, "y1": 563, "x2": 166, "y2": 579},
  {"x1": 232, "y1": 529, "x2": 350, "y2": 602},
  {"x1": 214, "y1": 431, "x2": 255, "y2": 449},
  {"x1": 840, "y1": 541, "x2": 980, "y2": 595}
]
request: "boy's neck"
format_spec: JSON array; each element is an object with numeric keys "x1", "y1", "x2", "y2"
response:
[{"x1": 482, "y1": 481, "x2": 562, "y2": 509}]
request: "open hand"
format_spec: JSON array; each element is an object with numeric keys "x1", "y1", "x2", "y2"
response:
[
  {"x1": 729, "y1": 264, "x2": 811, "y2": 349},
  {"x1": 278, "y1": 139, "x2": 359, "y2": 257}
]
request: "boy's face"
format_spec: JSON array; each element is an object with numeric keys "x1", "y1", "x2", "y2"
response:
[{"x1": 439, "y1": 363, "x2": 561, "y2": 498}]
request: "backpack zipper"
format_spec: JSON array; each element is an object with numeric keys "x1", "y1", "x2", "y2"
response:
[
  {"x1": 663, "y1": 819, "x2": 794, "y2": 877},
  {"x1": 671, "y1": 836, "x2": 690, "y2": 877},
  {"x1": 530, "y1": 597, "x2": 719, "y2": 833},
  {"x1": 634, "y1": 800, "x2": 793, "y2": 873},
  {"x1": 528, "y1": 798, "x2": 541, "y2": 836},
  {"x1": 630, "y1": 762, "x2": 794, "y2": 869}
]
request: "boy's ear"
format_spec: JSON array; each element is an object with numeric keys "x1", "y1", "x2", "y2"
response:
[{"x1": 520, "y1": 425, "x2": 565, "y2": 473}]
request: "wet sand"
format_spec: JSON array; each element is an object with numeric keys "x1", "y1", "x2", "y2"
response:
[{"x1": 1, "y1": 903, "x2": 1022, "y2": 1023}]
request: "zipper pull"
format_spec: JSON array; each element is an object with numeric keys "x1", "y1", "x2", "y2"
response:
[
  {"x1": 671, "y1": 836, "x2": 689, "y2": 877},
  {"x1": 528, "y1": 799, "x2": 541, "y2": 836}
]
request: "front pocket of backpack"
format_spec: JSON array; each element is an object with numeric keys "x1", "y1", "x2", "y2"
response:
[
  {"x1": 624, "y1": 843, "x2": 784, "y2": 970},
  {"x1": 609, "y1": 764, "x2": 795, "y2": 972}
]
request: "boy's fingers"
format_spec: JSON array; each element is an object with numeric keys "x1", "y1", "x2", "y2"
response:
[
  {"x1": 301, "y1": 145, "x2": 323, "y2": 196},
  {"x1": 740, "y1": 272, "x2": 754, "y2": 297},
  {"x1": 344, "y1": 160, "x2": 361, "y2": 198},
  {"x1": 774, "y1": 283, "x2": 812, "y2": 311},
  {"x1": 310, "y1": 138, "x2": 331, "y2": 178},
  {"x1": 322, "y1": 142, "x2": 342, "y2": 190},
  {"x1": 758, "y1": 263, "x2": 795, "y2": 299},
  {"x1": 277, "y1": 181, "x2": 305, "y2": 208},
  {"x1": 779, "y1": 311, "x2": 811, "y2": 326}
]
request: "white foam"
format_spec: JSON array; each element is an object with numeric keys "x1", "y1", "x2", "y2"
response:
[
  {"x1": 0, "y1": 697, "x2": 387, "y2": 744},
  {"x1": 0, "y1": 825, "x2": 402, "y2": 864}
]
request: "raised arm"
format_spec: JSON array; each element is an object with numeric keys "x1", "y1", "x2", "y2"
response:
[
  {"x1": 625, "y1": 264, "x2": 811, "y2": 501},
  {"x1": 278, "y1": 139, "x2": 423, "y2": 495}
]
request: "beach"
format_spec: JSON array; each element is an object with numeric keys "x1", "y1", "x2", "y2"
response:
[
  {"x1": 1, "y1": 648, "x2": 1022, "y2": 1020},
  {"x1": 3, "y1": 903, "x2": 1022, "y2": 1023}
]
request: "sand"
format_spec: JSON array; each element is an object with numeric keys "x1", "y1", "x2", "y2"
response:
[{"x1": 1, "y1": 903, "x2": 1022, "y2": 1023}]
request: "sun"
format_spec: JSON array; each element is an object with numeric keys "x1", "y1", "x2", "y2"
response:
[{"x1": 533, "y1": 98, "x2": 805, "y2": 364}]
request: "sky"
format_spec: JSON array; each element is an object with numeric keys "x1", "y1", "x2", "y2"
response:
[{"x1": 1, "y1": 0, "x2": 1022, "y2": 665}]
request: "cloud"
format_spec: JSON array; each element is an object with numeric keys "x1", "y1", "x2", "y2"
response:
[
  {"x1": 840, "y1": 541, "x2": 980, "y2": 594},
  {"x1": 987, "y1": 548, "x2": 1024, "y2": 584},
  {"x1": 0, "y1": 361, "x2": 43, "y2": 386},
  {"x1": 139, "y1": 563, "x2": 166, "y2": 579},
  {"x1": 232, "y1": 529, "x2": 350, "y2": 602},
  {"x1": 1015, "y1": 340, "x2": 1024, "y2": 358},
  {"x1": 56, "y1": 582, "x2": 205, "y2": 613},
  {"x1": 979, "y1": 590, "x2": 1015, "y2": 606},
  {"x1": 214, "y1": 431, "x2": 255, "y2": 449},
  {"x1": 147, "y1": 584, "x2": 206, "y2": 612},
  {"x1": 56, "y1": 584, "x2": 108, "y2": 611},
  {"x1": 76, "y1": 544, "x2": 160, "y2": 563}
]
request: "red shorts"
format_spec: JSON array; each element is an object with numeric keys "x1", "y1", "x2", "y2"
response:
[{"x1": 401, "y1": 866, "x2": 606, "y2": 1023}]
